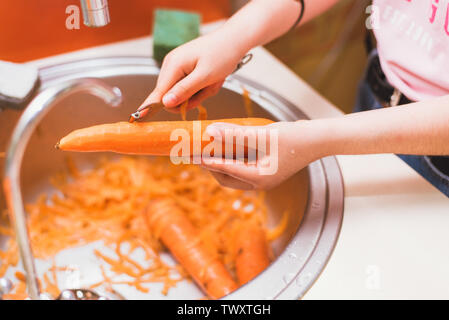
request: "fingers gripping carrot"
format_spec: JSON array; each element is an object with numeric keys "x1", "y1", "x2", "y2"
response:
[
  {"x1": 144, "y1": 200, "x2": 238, "y2": 299},
  {"x1": 57, "y1": 118, "x2": 273, "y2": 156},
  {"x1": 234, "y1": 222, "x2": 271, "y2": 285}
]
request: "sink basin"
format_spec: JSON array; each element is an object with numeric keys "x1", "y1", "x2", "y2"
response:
[{"x1": 0, "y1": 57, "x2": 344, "y2": 299}]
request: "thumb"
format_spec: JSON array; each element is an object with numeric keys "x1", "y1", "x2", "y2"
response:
[{"x1": 205, "y1": 122, "x2": 261, "y2": 146}]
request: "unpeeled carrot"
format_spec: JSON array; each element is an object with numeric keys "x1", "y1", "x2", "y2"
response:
[
  {"x1": 144, "y1": 199, "x2": 238, "y2": 299},
  {"x1": 57, "y1": 118, "x2": 273, "y2": 156},
  {"x1": 234, "y1": 223, "x2": 271, "y2": 285}
]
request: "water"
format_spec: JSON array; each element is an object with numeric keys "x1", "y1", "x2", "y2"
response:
[
  {"x1": 282, "y1": 273, "x2": 296, "y2": 285},
  {"x1": 296, "y1": 272, "x2": 313, "y2": 287},
  {"x1": 288, "y1": 252, "x2": 298, "y2": 260}
]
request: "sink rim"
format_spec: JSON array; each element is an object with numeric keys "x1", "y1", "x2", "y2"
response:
[{"x1": 7, "y1": 56, "x2": 344, "y2": 299}]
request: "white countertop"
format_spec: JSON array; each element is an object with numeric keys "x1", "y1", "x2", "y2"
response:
[{"x1": 27, "y1": 22, "x2": 449, "y2": 300}]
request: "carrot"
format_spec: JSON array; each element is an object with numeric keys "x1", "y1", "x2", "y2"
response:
[
  {"x1": 197, "y1": 105, "x2": 208, "y2": 121},
  {"x1": 57, "y1": 118, "x2": 273, "y2": 156},
  {"x1": 234, "y1": 222, "x2": 271, "y2": 285},
  {"x1": 144, "y1": 199, "x2": 238, "y2": 299},
  {"x1": 15, "y1": 271, "x2": 26, "y2": 282},
  {"x1": 0, "y1": 156, "x2": 272, "y2": 298},
  {"x1": 242, "y1": 88, "x2": 253, "y2": 117},
  {"x1": 180, "y1": 100, "x2": 188, "y2": 121}
]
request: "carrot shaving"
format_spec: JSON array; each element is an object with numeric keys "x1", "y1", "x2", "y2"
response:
[
  {"x1": 65, "y1": 156, "x2": 80, "y2": 178},
  {"x1": 242, "y1": 87, "x2": 253, "y2": 117},
  {"x1": 197, "y1": 105, "x2": 208, "y2": 121},
  {"x1": 2, "y1": 281, "x2": 27, "y2": 300},
  {"x1": 15, "y1": 271, "x2": 26, "y2": 282},
  {"x1": 43, "y1": 272, "x2": 59, "y2": 298},
  {"x1": 180, "y1": 100, "x2": 188, "y2": 121},
  {"x1": 0, "y1": 156, "x2": 271, "y2": 299}
]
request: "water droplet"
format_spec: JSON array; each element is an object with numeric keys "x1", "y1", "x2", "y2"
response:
[
  {"x1": 76, "y1": 290, "x2": 84, "y2": 299},
  {"x1": 232, "y1": 200, "x2": 241, "y2": 210},
  {"x1": 180, "y1": 171, "x2": 189, "y2": 179},
  {"x1": 59, "y1": 290, "x2": 76, "y2": 300},
  {"x1": 243, "y1": 204, "x2": 254, "y2": 212},
  {"x1": 295, "y1": 272, "x2": 313, "y2": 287},
  {"x1": 290, "y1": 149, "x2": 296, "y2": 155},
  {"x1": 282, "y1": 273, "x2": 296, "y2": 284},
  {"x1": 39, "y1": 293, "x2": 52, "y2": 300},
  {"x1": 288, "y1": 252, "x2": 298, "y2": 260},
  {"x1": 0, "y1": 278, "x2": 12, "y2": 294}
]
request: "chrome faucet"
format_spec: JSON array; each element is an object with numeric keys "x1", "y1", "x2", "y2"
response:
[
  {"x1": 80, "y1": 0, "x2": 110, "y2": 27},
  {"x1": 3, "y1": 78, "x2": 122, "y2": 300}
]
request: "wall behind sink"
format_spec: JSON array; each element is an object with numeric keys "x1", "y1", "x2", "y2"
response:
[
  {"x1": 0, "y1": 0, "x2": 368, "y2": 114},
  {"x1": 0, "y1": 0, "x2": 230, "y2": 62},
  {"x1": 265, "y1": 0, "x2": 370, "y2": 113}
]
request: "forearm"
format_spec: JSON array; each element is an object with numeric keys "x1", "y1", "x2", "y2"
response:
[
  {"x1": 309, "y1": 95, "x2": 449, "y2": 157},
  {"x1": 215, "y1": 0, "x2": 341, "y2": 57}
]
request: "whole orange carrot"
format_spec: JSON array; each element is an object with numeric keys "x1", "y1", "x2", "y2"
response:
[
  {"x1": 57, "y1": 118, "x2": 273, "y2": 156},
  {"x1": 144, "y1": 200, "x2": 238, "y2": 299},
  {"x1": 234, "y1": 223, "x2": 271, "y2": 285}
]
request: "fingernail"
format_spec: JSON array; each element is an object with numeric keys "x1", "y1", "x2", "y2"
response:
[{"x1": 162, "y1": 93, "x2": 177, "y2": 106}]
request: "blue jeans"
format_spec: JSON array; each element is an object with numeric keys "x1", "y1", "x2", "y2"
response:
[{"x1": 354, "y1": 69, "x2": 449, "y2": 198}]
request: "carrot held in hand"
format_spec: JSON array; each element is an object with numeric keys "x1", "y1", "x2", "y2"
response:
[
  {"x1": 234, "y1": 222, "x2": 271, "y2": 285},
  {"x1": 144, "y1": 199, "x2": 238, "y2": 299},
  {"x1": 56, "y1": 118, "x2": 273, "y2": 156}
]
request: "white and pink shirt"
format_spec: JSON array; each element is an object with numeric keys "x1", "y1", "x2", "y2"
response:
[{"x1": 372, "y1": 0, "x2": 449, "y2": 101}]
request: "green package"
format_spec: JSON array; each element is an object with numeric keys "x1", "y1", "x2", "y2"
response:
[{"x1": 153, "y1": 9, "x2": 201, "y2": 64}]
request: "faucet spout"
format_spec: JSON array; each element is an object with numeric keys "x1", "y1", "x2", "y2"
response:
[{"x1": 80, "y1": 0, "x2": 110, "y2": 27}]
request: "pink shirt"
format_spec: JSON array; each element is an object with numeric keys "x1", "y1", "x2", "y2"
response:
[{"x1": 373, "y1": 0, "x2": 449, "y2": 101}]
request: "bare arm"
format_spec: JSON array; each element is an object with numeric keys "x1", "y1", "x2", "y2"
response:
[
  {"x1": 219, "y1": 0, "x2": 341, "y2": 55},
  {"x1": 315, "y1": 96, "x2": 449, "y2": 157},
  {"x1": 201, "y1": 96, "x2": 449, "y2": 190}
]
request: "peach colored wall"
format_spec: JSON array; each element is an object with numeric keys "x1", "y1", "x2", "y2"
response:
[{"x1": 0, "y1": 0, "x2": 230, "y2": 62}]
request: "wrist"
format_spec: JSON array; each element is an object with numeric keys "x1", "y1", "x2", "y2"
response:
[
  {"x1": 293, "y1": 119, "x2": 340, "y2": 159},
  {"x1": 213, "y1": 21, "x2": 255, "y2": 58}
]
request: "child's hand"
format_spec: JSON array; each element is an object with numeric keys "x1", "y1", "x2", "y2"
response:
[
  {"x1": 141, "y1": 0, "x2": 306, "y2": 112},
  {"x1": 201, "y1": 121, "x2": 324, "y2": 190},
  {"x1": 142, "y1": 32, "x2": 248, "y2": 111}
]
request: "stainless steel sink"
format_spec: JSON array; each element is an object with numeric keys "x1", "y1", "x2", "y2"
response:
[{"x1": 0, "y1": 57, "x2": 344, "y2": 299}]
